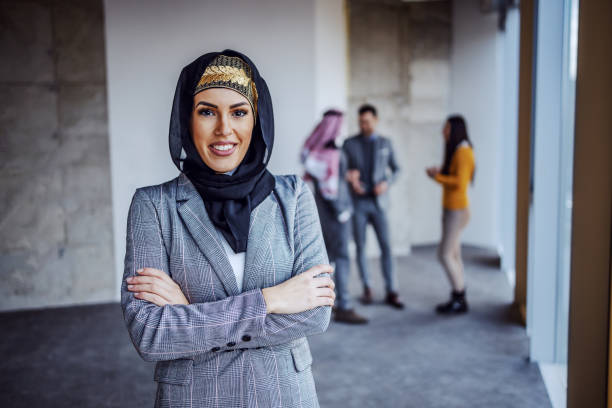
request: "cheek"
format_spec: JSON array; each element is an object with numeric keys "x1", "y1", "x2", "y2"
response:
[
  {"x1": 192, "y1": 120, "x2": 213, "y2": 151},
  {"x1": 236, "y1": 117, "x2": 254, "y2": 141},
  {"x1": 238, "y1": 127, "x2": 253, "y2": 147}
]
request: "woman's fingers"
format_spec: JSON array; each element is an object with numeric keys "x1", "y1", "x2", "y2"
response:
[
  {"x1": 130, "y1": 283, "x2": 173, "y2": 303},
  {"x1": 307, "y1": 264, "x2": 333, "y2": 278},
  {"x1": 127, "y1": 275, "x2": 162, "y2": 286},
  {"x1": 313, "y1": 294, "x2": 335, "y2": 307},
  {"x1": 134, "y1": 291, "x2": 168, "y2": 307},
  {"x1": 313, "y1": 276, "x2": 335, "y2": 290},
  {"x1": 127, "y1": 275, "x2": 173, "y2": 291},
  {"x1": 137, "y1": 268, "x2": 176, "y2": 285},
  {"x1": 127, "y1": 267, "x2": 189, "y2": 306},
  {"x1": 260, "y1": 264, "x2": 336, "y2": 314},
  {"x1": 128, "y1": 284, "x2": 170, "y2": 297},
  {"x1": 127, "y1": 271, "x2": 179, "y2": 302},
  {"x1": 315, "y1": 287, "x2": 336, "y2": 300},
  {"x1": 127, "y1": 275, "x2": 173, "y2": 297},
  {"x1": 127, "y1": 268, "x2": 179, "y2": 291}
]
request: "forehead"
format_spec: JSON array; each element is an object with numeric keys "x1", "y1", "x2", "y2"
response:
[
  {"x1": 193, "y1": 87, "x2": 249, "y2": 104},
  {"x1": 359, "y1": 112, "x2": 376, "y2": 121}
]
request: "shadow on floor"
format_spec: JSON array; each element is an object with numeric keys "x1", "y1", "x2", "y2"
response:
[{"x1": 0, "y1": 246, "x2": 550, "y2": 407}]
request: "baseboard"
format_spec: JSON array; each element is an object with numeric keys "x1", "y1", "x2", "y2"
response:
[
  {"x1": 0, "y1": 297, "x2": 118, "y2": 314},
  {"x1": 539, "y1": 363, "x2": 567, "y2": 408}
]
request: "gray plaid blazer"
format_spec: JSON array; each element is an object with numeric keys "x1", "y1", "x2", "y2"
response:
[{"x1": 121, "y1": 173, "x2": 331, "y2": 408}]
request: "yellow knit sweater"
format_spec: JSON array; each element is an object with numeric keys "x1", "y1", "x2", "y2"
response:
[{"x1": 434, "y1": 146, "x2": 475, "y2": 210}]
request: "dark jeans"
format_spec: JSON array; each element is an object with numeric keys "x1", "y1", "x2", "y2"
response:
[
  {"x1": 352, "y1": 198, "x2": 396, "y2": 293},
  {"x1": 315, "y1": 197, "x2": 352, "y2": 310}
]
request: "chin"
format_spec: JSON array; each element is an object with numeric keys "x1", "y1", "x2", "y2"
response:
[{"x1": 208, "y1": 160, "x2": 239, "y2": 174}]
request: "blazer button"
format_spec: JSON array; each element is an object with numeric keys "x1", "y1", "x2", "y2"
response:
[
  {"x1": 211, "y1": 347, "x2": 220, "y2": 352},
  {"x1": 242, "y1": 335, "x2": 251, "y2": 342},
  {"x1": 227, "y1": 342, "x2": 236, "y2": 347}
]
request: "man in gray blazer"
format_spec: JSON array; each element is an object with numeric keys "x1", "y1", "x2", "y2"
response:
[{"x1": 343, "y1": 104, "x2": 404, "y2": 309}]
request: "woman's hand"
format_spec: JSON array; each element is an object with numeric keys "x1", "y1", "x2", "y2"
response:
[
  {"x1": 262, "y1": 264, "x2": 335, "y2": 314},
  {"x1": 426, "y1": 166, "x2": 439, "y2": 178},
  {"x1": 126, "y1": 268, "x2": 189, "y2": 306}
]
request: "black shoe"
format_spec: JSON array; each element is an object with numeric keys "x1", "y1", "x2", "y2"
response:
[
  {"x1": 436, "y1": 290, "x2": 469, "y2": 314},
  {"x1": 360, "y1": 287, "x2": 373, "y2": 305},
  {"x1": 385, "y1": 291, "x2": 405, "y2": 309},
  {"x1": 334, "y1": 308, "x2": 369, "y2": 324}
]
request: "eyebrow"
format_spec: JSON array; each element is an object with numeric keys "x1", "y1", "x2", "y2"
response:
[
  {"x1": 195, "y1": 101, "x2": 217, "y2": 108},
  {"x1": 230, "y1": 102, "x2": 248, "y2": 109},
  {"x1": 194, "y1": 101, "x2": 248, "y2": 109}
]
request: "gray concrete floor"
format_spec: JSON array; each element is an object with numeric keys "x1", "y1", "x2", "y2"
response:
[
  {"x1": 312, "y1": 246, "x2": 551, "y2": 408},
  {"x1": 0, "y1": 246, "x2": 551, "y2": 407}
]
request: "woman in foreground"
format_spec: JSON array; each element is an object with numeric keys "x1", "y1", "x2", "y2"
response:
[{"x1": 121, "y1": 50, "x2": 334, "y2": 407}]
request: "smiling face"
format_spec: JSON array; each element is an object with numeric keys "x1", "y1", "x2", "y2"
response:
[{"x1": 191, "y1": 88, "x2": 255, "y2": 173}]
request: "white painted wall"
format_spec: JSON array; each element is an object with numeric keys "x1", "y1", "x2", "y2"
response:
[
  {"x1": 104, "y1": 0, "x2": 347, "y2": 298},
  {"x1": 315, "y1": 0, "x2": 348, "y2": 118},
  {"x1": 450, "y1": 0, "x2": 505, "y2": 251},
  {"x1": 500, "y1": 9, "x2": 520, "y2": 286}
]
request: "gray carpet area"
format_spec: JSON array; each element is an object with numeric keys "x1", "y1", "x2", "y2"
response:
[{"x1": 0, "y1": 246, "x2": 551, "y2": 407}]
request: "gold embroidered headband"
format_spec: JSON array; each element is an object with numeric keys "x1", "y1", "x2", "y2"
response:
[{"x1": 194, "y1": 55, "x2": 258, "y2": 118}]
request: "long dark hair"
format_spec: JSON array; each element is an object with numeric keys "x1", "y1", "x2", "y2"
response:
[{"x1": 441, "y1": 115, "x2": 473, "y2": 176}]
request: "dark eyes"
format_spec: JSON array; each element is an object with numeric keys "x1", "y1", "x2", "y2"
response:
[
  {"x1": 198, "y1": 108, "x2": 215, "y2": 117},
  {"x1": 197, "y1": 109, "x2": 248, "y2": 118}
]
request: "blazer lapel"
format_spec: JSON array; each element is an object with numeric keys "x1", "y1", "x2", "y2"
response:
[
  {"x1": 176, "y1": 174, "x2": 241, "y2": 296},
  {"x1": 242, "y1": 194, "x2": 277, "y2": 291}
]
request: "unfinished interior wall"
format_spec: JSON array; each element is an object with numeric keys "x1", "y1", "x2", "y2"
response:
[
  {"x1": 0, "y1": 0, "x2": 114, "y2": 311},
  {"x1": 347, "y1": 0, "x2": 451, "y2": 255}
]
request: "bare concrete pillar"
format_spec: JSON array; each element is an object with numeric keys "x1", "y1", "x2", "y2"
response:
[{"x1": 0, "y1": 0, "x2": 114, "y2": 310}]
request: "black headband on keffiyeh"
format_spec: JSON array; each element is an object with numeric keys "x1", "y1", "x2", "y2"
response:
[{"x1": 168, "y1": 49, "x2": 275, "y2": 253}]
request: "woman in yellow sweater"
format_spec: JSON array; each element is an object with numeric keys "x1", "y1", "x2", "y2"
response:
[{"x1": 426, "y1": 115, "x2": 475, "y2": 314}]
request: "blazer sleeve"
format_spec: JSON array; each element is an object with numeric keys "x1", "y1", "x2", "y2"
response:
[
  {"x1": 122, "y1": 189, "x2": 269, "y2": 362},
  {"x1": 247, "y1": 177, "x2": 332, "y2": 348},
  {"x1": 387, "y1": 139, "x2": 400, "y2": 183}
]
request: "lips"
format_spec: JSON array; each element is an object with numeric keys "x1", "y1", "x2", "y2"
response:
[{"x1": 209, "y1": 143, "x2": 237, "y2": 157}]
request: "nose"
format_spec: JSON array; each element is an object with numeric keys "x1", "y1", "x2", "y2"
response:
[{"x1": 215, "y1": 113, "x2": 232, "y2": 136}]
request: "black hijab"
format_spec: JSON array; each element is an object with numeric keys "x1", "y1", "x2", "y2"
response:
[{"x1": 169, "y1": 50, "x2": 276, "y2": 253}]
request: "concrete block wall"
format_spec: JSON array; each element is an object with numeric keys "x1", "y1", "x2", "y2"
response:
[
  {"x1": 347, "y1": 0, "x2": 451, "y2": 256},
  {"x1": 0, "y1": 0, "x2": 114, "y2": 311}
]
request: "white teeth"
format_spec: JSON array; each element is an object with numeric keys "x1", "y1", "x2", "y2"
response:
[{"x1": 212, "y1": 144, "x2": 234, "y2": 151}]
